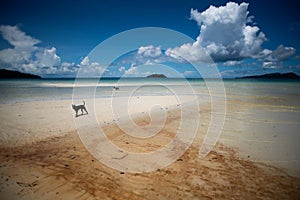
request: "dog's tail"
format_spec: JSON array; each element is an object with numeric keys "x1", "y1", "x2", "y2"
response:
[{"x1": 83, "y1": 100, "x2": 85, "y2": 105}]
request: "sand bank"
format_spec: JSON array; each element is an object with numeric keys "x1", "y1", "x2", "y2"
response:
[
  {"x1": 0, "y1": 95, "x2": 192, "y2": 147},
  {"x1": 0, "y1": 95, "x2": 300, "y2": 199}
]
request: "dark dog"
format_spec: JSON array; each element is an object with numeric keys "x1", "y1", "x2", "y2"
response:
[{"x1": 72, "y1": 101, "x2": 88, "y2": 117}]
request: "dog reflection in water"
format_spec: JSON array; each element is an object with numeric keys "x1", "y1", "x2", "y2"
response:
[{"x1": 72, "y1": 101, "x2": 88, "y2": 117}]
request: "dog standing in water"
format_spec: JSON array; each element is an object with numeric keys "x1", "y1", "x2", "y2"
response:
[{"x1": 72, "y1": 101, "x2": 88, "y2": 117}]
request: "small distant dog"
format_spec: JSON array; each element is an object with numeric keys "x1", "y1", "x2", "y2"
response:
[{"x1": 72, "y1": 101, "x2": 88, "y2": 117}]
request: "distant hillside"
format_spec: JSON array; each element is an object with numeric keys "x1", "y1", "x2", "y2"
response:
[
  {"x1": 0, "y1": 69, "x2": 41, "y2": 79},
  {"x1": 146, "y1": 74, "x2": 167, "y2": 78},
  {"x1": 236, "y1": 72, "x2": 300, "y2": 79}
]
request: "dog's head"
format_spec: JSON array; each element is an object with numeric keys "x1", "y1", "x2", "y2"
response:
[{"x1": 72, "y1": 104, "x2": 75, "y2": 109}]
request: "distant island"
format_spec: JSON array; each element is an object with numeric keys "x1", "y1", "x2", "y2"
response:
[
  {"x1": 236, "y1": 72, "x2": 300, "y2": 79},
  {"x1": 146, "y1": 74, "x2": 167, "y2": 78},
  {"x1": 0, "y1": 69, "x2": 41, "y2": 79}
]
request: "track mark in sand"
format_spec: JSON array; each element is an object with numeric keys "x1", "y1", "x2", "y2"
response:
[
  {"x1": 1, "y1": 130, "x2": 300, "y2": 199},
  {"x1": 112, "y1": 153, "x2": 128, "y2": 160},
  {"x1": 16, "y1": 180, "x2": 38, "y2": 188}
]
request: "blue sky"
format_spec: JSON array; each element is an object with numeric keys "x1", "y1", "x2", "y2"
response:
[{"x1": 0, "y1": 0, "x2": 299, "y2": 78}]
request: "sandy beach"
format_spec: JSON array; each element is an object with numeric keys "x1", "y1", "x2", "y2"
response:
[
  {"x1": 1, "y1": 0, "x2": 300, "y2": 199},
  {"x1": 0, "y1": 91, "x2": 300, "y2": 199}
]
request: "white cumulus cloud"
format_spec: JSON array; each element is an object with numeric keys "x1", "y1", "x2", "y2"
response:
[
  {"x1": 123, "y1": 64, "x2": 152, "y2": 77},
  {"x1": 77, "y1": 56, "x2": 106, "y2": 77},
  {"x1": 133, "y1": 45, "x2": 168, "y2": 65},
  {"x1": 80, "y1": 56, "x2": 90, "y2": 66},
  {"x1": 0, "y1": 25, "x2": 40, "y2": 66},
  {"x1": 118, "y1": 66, "x2": 125, "y2": 73},
  {"x1": 0, "y1": 25, "x2": 67, "y2": 76},
  {"x1": 0, "y1": 25, "x2": 40, "y2": 49},
  {"x1": 124, "y1": 64, "x2": 139, "y2": 76},
  {"x1": 223, "y1": 60, "x2": 242, "y2": 66},
  {"x1": 262, "y1": 61, "x2": 278, "y2": 69},
  {"x1": 166, "y1": 2, "x2": 267, "y2": 63},
  {"x1": 36, "y1": 47, "x2": 61, "y2": 67},
  {"x1": 266, "y1": 45, "x2": 296, "y2": 61},
  {"x1": 137, "y1": 45, "x2": 162, "y2": 57}
]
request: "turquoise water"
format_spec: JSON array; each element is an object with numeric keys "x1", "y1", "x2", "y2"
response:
[
  {"x1": 0, "y1": 78, "x2": 300, "y2": 106},
  {"x1": 0, "y1": 78, "x2": 205, "y2": 103}
]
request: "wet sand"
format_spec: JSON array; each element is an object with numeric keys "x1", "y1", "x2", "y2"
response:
[{"x1": 0, "y1": 96, "x2": 300, "y2": 199}]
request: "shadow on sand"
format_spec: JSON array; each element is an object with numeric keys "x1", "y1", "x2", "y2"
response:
[{"x1": 75, "y1": 113, "x2": 88, "y2": 118}]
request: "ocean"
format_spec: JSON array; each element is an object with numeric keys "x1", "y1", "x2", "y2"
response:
[
  {"x1": 0, "y1": 78, "x2": 206, "y2": 104},
  {"x1": 0, "y1": 78, "x2": 300, "y2": 106}
]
